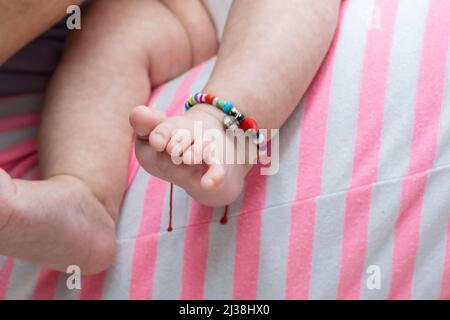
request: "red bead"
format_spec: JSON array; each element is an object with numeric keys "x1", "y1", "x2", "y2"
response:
[
  {"x1": 239, "y1": 117, "x2": 258, "y2": 131},
  {"x1": 205, "y1": 94, "x2": 215, "y2": 105}
]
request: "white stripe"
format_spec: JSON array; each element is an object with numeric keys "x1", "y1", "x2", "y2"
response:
[
  {"x1": 320, "y1": 0, "x2": 373, "y2": 195},
  {"x1": 5, "y1": 260, "x2": 40, "y2": 299},
  {"x1": 310, "y1": 0, "x2": 373, "y2": 299},
  {"x1": 257, "y1": 102, "x2": 304, "y2": 299},
  {"x1": 204, "y1": 196, "x2": 243, "y2": 299}
]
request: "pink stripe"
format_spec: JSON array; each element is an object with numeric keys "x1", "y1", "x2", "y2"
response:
[
  {"x1": 284, "y1": 1, "x2": 348, "y2": 300},
  {"x1": 338, "y1": 186, "x2": 373, "y2": 299},
  {"x1": 80, "y1": 272, "x2": 107, "y2": 300},
  {"x1": 337, "y1": 0, "x2": 399, "y2": 299},
  {"x1": 441, "y1": 218, "x2": 450, "y2": 300},
  {"x1": 390, "y1": 0, "x2": 450, "y2": 299},
  {"x1": 180, "y1": 202, "x2": 213, "y2": 299},
  {"x1": 347, "y1": 0, "x2": 399, "y2": 188},
  {"x1": 32, "y1": 269, "x2": 60, "y2": 300},
  {"x1": 0, "y1": 139, "x2": 36, "y2": 167},
  {"x1": 129, "y1": 64, "x2": 206, "y2": 299},
  {"x1": 0, "y1": 258, "x2": 14, "y2": 300},
  {"x1": 389, "y1": 174, "x2": 426, "y2": 299},
  {"x1": 405, "y1": 3, "x2": 450, "y2": 177},
  {"x1": 9, "y1": 153, "x2": 38, "y2": 179},
  {"x1": 233, "y1": 167, "x2": 267, "y2": 300},
  {"x1": 129, "y1": 178, "x2": 168, "y2": 300},
  {"x1": 285, "y1": 201, "x2": 317, "y2": 299},
  {"x1": 0, "y1": 113, "x2": 40, "y2": 133}
]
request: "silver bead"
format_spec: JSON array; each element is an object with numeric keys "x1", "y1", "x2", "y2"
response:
[
  {"x1": 227, "y1": 107, "x2": 245, "y2": 123},
  {"x1": 223, "y1": 115, "x2": 239, "y2": 130},
  {"x1": 228, "y1": 107, "x2": 237, "y2": 116},
  {"x1": 228, "y1": 107, "x2": 240, "y2": 117}
]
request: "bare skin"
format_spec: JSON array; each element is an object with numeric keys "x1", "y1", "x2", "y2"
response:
[
  {"x1": 0, "y1": 0, "x2": 217, "y2": 274},
  {"x1": 0, "y1": 0, "x2": 340, "y2": 274},
  {"x1": 130, "y1": 0, "x2": 341, "y2": 206}
]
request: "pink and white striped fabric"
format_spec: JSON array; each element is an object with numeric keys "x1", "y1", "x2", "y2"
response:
[{"x1": 1, "y1": 0, "x2": 450, "y2": 299}]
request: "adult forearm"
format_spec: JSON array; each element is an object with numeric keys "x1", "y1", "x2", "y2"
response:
[{"x1": 0, "y1": 0, "x2": 84, "y2": 64}]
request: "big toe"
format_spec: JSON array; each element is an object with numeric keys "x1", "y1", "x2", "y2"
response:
[{"x1": 130, "y1": 105, "x2": 166, "y2": 139}]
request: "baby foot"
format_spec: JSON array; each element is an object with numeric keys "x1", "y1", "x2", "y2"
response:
[
  {"x1": 0, "y1": 169, "x2": 116, "y2": 274},
  {"x1": 130, "y1": 105, "x2": 252, "y2": 207}
]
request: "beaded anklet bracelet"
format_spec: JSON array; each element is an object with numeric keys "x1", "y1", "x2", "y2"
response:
[{"x1": 185, "y1": 92, "x2": 266, "y2": 147}]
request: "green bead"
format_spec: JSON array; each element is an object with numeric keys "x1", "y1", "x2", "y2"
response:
[{"x1": 216, "y1": 99, "x2": 227, "y2": 109}]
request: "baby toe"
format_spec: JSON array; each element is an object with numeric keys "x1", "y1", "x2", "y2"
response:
[
  {"x1": 166, "y1": 129, "x2": 192, "y2": 158},
  {"x1": 149, "y1": 122, "x2": 175, "y2": 152},
  {"x1": 130, "y1": 106, "x2": 166, "y2": 139},
  {"x1": 182, "y1": 141, "x2": 203, "y2": 165}
]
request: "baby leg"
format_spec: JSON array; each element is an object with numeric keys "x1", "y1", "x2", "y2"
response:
[
  {"x1": 131, "y1": 0, "x2": 340, "y2": 207},
  {"x1": 0, "y1": 0, "x2": 216, "y2": 274}
]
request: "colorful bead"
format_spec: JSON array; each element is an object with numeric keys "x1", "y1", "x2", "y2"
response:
[
  {"x1": 216, "y1": 99, "x2": 227, "y2": 110},
  {"x1": 236, "y1": 113, "x2": 245, "y2": 122},
  {"x1": 229, "y1": 107, "x2": 243, "y2": 122},
  {"x1": 229, "y1": 107, "x2": 239, "y2": 117},
  {"x1": 194, "y1": 93, "x2": 202, "y2": 103},
  {"x1": 188, "y1": 95, "x2": 196, "y2": 106},
  {"x1": 239, "y1": 117, "x2": 258, "y2": 132},
  {"x1": 185, "y1": 101, "x2": 191, "y2": 110},
  {"x1": 223, "y1": 102, "x2": 233, "y2": 114},
  {"x1": 205, "y1": 94, "x2": 215, "y2": 104},
  {"x1": 212, "y1": 97, "x2": 219, "y2": 107}
]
